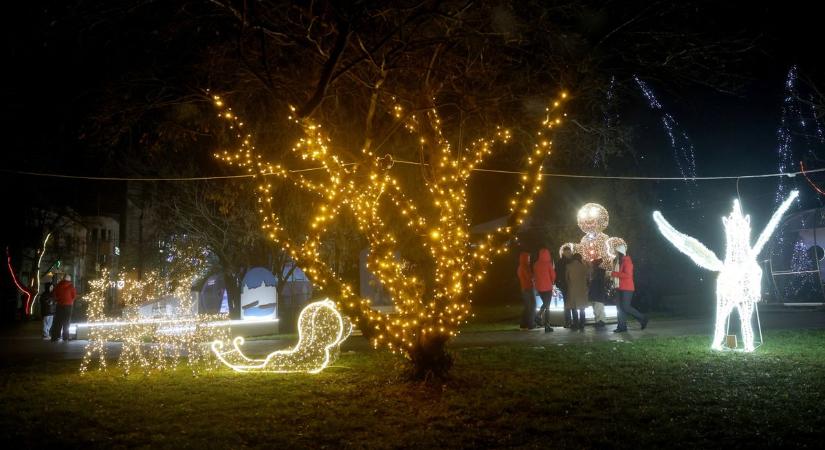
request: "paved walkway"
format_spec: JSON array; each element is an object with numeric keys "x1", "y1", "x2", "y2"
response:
[{"x1": 2, "y1": 308, "x2": 824, "y2": 363}]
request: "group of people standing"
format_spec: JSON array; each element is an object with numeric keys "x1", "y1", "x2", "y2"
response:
[
  {"x1": 517, "y1": 244, "x2": 648, "y2": 333},
  {"x1": 38, "y1": 274, "x2": 77, "y2": 342}
]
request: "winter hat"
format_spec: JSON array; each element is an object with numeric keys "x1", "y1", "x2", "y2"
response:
[{"x1": 616, "y1": 244, "x2": 627, "y2": 254}]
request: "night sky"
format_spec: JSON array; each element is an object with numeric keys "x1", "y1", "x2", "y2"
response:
[{"x1": 3, "y1": 3, "x2": 823, "y2": 200}]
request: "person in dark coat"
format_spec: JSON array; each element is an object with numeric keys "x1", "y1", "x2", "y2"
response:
[
  {"x1": 39, "y1": 283, "x2": 56, "y2": 339},
  {"x1": 565, "y1": 254, "x2": 589, "y2": 331},
  {"x1": 532, "y1": 248, "x2": 556, "y2": 333},
  {"x1": 51, "y1": 275, "x2": 77, "y2": 342},
  {"x1": 556, "y1": 245, "x2": 574, "y2": 327},
  {"x1": 516, "y1": 251, "x2": 535, "y2": 330}
]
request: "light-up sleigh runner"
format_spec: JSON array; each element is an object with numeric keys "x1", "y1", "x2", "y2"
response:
[{"x1": 211, "y1": 299, "x2": 351, "y2": 374}]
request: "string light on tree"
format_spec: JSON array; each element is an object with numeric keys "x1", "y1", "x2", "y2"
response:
[
  {"x1": 593, "y1": 75, "x2": 618, "y2": 168},
  {"x1": 653, "y1": 190, "x2": 799, "y2": 352},
  {"x1": 6, "y1": 247, "x2": 33, "y2": 317},
  {"x1": 635, "y1": 75, "x2": 698, "y2": 208},
  {"x1": 211, "y1": 299, "x2": 351, "y2": 374},
  {"x1": 29, "y1": 232, "x2": 52, "y2": 316},
  {"x1": 772, "y1": 67, "x2": 818, "y2": 298},
  {"x1": 213, "y1": 90, "x2": 568, "y2": 376},
  {"x1": 775, "y1": 66, "x2": 803, "y2": 210}
]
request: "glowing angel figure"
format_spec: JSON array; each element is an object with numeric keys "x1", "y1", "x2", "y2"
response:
[
  {"x1": 211, "y1": 299, "x2": 352, "y2": 374},
  {"x1": 653, "y1": 190, "x2": 799, "y2": 352}
]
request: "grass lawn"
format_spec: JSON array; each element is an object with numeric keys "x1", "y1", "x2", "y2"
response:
[
  {"x1": 2, "y1": 330, "x2": 825, "y2": 448},
  {"x1": 460, "y1": 304, "x2": 680, "y2": 333}
]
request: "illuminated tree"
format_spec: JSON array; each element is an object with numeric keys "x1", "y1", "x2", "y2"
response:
[{"x1": 216, "y1": 92, "x2": 567, "y2": 378}]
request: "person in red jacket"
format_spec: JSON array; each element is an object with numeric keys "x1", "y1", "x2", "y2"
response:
[
  {"x1": 517, "y1": 251, "x2": 535, "y2": 330},
  {"x1": 611, "y1": 244, "x2": 648, "y2": 333},
  {"x1": 51, "y1": 274, "x2": 77, "y2": 342},
  {"x1": 532, "y1": 248, "x2": 556, "y2": 333}
]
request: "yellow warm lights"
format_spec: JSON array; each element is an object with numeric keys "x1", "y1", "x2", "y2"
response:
[{"x1": 213, "y1": 91, "x2": 567, "y2": 358}]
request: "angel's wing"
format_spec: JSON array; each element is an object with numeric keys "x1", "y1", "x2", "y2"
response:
[
  {"x1": 751, "y1": 190, "x2": 799, "y2": 257},
  {"x1": 653, "y1": 211, "x2": 724, "y2": 272}
]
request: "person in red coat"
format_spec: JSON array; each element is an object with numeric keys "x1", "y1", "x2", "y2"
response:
[
  {"x1": 611, "y1": 244, "x2": 648, "y2": 333},
  {"x1": 517, "y1": 251, "x2": 535, "y2": 330},
  {"x1": 532, "y1": 248, "x2": 556, "y2": 332},
  {"x1": 51, "y1": 274, "x2": 77, "y2": 342}
]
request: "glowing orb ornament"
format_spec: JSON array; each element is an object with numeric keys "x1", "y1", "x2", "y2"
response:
[
  {"x1": 211, "y1": 299, "x2": 352, "y2": 374},
  {"x1": 653, "y1": 190, "x2": 799, "y2": 352},
  {"x1": 578, "y1": 203, "x2": 609, "y2": 234}
]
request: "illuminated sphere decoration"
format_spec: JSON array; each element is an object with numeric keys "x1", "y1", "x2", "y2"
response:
[
  {"x1": 211, "y1": 299, "x2": 352, "y2": 374},
  {"x1": 653, "y1": 190, "x2": 799, "y2": 352},
  {"x1": 578, "y1": 232, "x2": 610, "y2": 262},
  {"x1": 577, "y1": 203, "x2": 609, "y2": 234}
]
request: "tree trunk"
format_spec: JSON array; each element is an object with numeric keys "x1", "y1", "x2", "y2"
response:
[
  {"x1": 407, "y1": 333, "x2": 453, "y2": 381},
  {"x1": 223, "y1": 272, "x2": 242, "y2": 320}
]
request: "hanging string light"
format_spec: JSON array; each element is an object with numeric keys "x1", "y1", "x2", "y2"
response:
[{"x1": 635, "y1": 75, "x2": 698, "y2": 208}]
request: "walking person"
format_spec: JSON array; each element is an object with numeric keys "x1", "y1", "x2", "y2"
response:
[
  {"x1": 517, "y1": 251, "x2": 535, "y2": 330},
  {"x1": 588, "y1": 259, "x2": 608, "y2": 329},
  {"x1": 532, "y1": 248, "x2": 556, "y2": 333},
  {"x1": 565, "y1": 253, "x2": 589, "y2": 331},
  {"x1": 556, "y1": 245, "x2": 574, "y2": 327},
  {"x1": 51, "y1": 274, "x2": 77, "y2": 342},
  {"x1": 39, "y1": 283, "x2": 56, "y2": 339},
  {"x1": 611, "y1": 244, "x2": 648, "y2": 333}
]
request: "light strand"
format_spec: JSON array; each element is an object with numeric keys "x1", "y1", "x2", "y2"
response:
[{"x1": 8, "y1": 162, "x2": 825, "y2": 183}]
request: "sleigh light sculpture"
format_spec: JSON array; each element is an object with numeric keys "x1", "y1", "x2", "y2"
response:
[{"x1": 211, "y1": 299, "x2": 351, "y2": 374}]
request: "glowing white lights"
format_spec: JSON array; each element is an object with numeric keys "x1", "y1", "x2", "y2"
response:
[
  {"x1": 635, "y1": 75, "x2": 698, "y2": 208},
  {"x1": 80, "y1": 243, "x2": 231, "y2": 374},
  {"x1": 29, "y1": 232, "x2": 52, "y2": 315},
  {"x1": 211, "y1": 299, "x2": 351, "y2": 374},
  {"x1": 653, "y1": 190, "x2": 799, "y2": 352}
]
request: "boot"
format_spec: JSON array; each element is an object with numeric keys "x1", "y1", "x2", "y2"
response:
[{"x1": 579, "y1": 310, "x2": 586, "y2": 331}]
